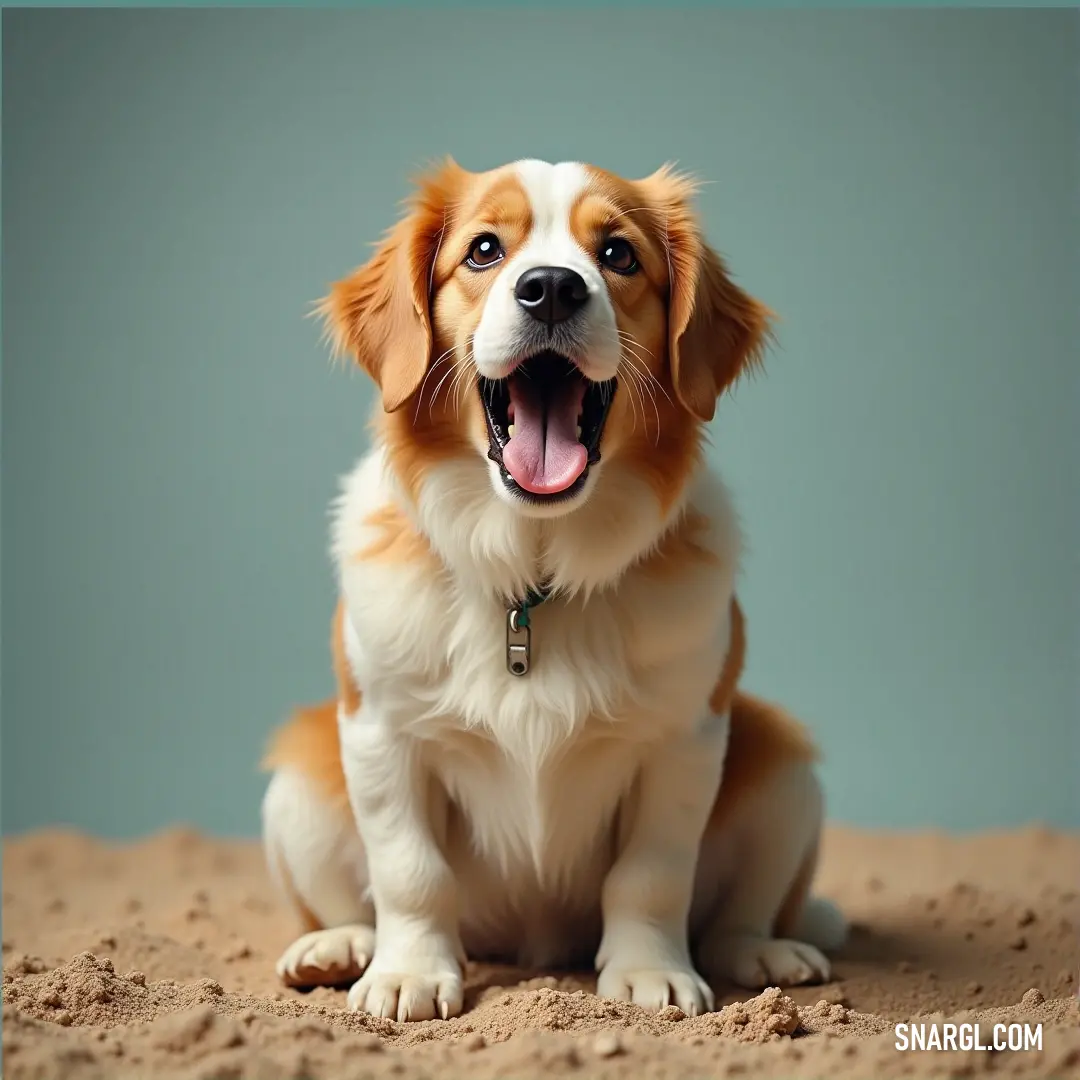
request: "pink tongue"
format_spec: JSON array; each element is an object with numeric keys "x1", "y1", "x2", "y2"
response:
[{"x1": 502, "y1": 376, "x2": 587, "y2": 495}]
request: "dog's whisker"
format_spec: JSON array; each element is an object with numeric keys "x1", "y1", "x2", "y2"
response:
[
  {"x1": 614, "y1": 330, "x2": 671, "y2": 415},
  {"x1": 415, "y1": 346, "x2": 460, "y2": 422},
  {"x1": 615, "y1": 329, "x2": 656, "y2": 360},
  {"x1": 416, "y1": 352, "x2": 457, "y2": 406},
  {"x1": 449, "y1": 357, "x2": 474, "y2": 420},
  {"x1": 619, "y1": 351, "x2": 663, "y2": 444},
  {"x1": 446, "y1": 365, "x2": 464, "y2": 416},
  {"x1": 618, "y1": 351, "x2": 651, "y2": 436},
  {"x1": 606, "y1": 206, "x2": 653, "y2": 226},
  {"x1": 428, "y1": 355, "x2": 463, "y2": 420},
  {"x1": 624, "y1": 367, "x2": 647, "y2": 436},
  {"x1": 626, "y1": 354, "x2": 665, "y2": 408},
  {"x1": 459, "y1": 360, "x2": 478, "y2": 418},
  {"x1": 627, "y1": 369, "x2": 659, "y2": 446},
  {"x1": 619, "y1": 344, "x2": 672, "y2": 409},
  {"x1": 456, "y1": 352, "x2": 478, "y2": 418}
]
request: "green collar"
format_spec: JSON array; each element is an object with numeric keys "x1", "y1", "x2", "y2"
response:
[{"x1": 513, "y1": 582, "x2": 553, "y2": 629}]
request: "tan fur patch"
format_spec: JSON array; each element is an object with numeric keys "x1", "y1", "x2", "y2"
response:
[
  {"x1": 706, "y1": 686, "x2": 821, "y2": 937},
  {"x1": 708, "y1": 595, "x2": 747, "y2": 717},
  {"x1": 772, "y1": 840, "x2": 820, "y2": 939},
  {"x1": 639, "y1": 509, "x2": 721, "y2": 578},
  {"x1": 375, "y1": 407, "x2": 476, "y2": 509},
  {"x1": 709, "y1": 690, "x2": 819, "y2": 830},
  {"x1": 261, "y1": 601, "x2": 359, "y2": 808},
  {"x1": 624, "y1": 424, "x2": 707, "y2": 516},
  {"x1": 438, "y1": 170, "x2": 534, "y2": 271},
  {"x1": 355, "y1": 503, "x2": 440, "y2": 568},
  {"x1": 261, "y1": 698, "x2": 349, "y2": 810}
]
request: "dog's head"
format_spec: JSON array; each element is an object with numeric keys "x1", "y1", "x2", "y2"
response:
[{"x1": 321, "y1": 159, "x2": 772, "y2": 520}]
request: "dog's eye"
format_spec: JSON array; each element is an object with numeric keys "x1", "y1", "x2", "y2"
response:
[
  {"x1": 466, "y1": 234, "x2": 504, "y2": 270},
  {"x1": 598, "y1": 238, "x2": 638, "y2": 275}
]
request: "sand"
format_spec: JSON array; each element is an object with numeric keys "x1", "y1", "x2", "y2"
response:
[{"x1": 2, "y1": 824, "x2": 1078, "y2": 1079}]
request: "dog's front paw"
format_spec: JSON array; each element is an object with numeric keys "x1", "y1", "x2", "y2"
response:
[
  {"x1": 347, "y1": 952, "x2": 464, "y2": 1022},
  {"x1": 276, "y1": 924, "x2": 376, "y2": 988},
  {"x1": 597, "y1": 962, "x2": 714, "y2": 1016},
  {"x1": 705, "y1": 934, "x2": 830, "y2": 989}
]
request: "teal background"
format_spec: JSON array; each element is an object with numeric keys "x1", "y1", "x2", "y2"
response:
[{"x1": 2, "y1": 8, "x2": 1077, "y2": 837}]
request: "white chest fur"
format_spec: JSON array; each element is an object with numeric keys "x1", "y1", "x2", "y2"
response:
[{"x1": 331, "y1": 449, "x2": 739, "y2": 949}]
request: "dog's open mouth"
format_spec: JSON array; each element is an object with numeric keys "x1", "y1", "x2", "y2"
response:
[{"x1": 479, "y1": 352, "x2": 616, "y2": 502}]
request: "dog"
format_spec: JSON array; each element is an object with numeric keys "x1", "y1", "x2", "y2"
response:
[{"x1": 261, "y1": 158, "x2": 846, "y2": 1023}]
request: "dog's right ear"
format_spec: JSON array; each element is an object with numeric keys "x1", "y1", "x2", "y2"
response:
[
  {"x1": 318, "y1": 159, "x2": 466, "y2": 413},
  {"x1": 640, "y1": 164, "x2": 774, "y2": 423}
]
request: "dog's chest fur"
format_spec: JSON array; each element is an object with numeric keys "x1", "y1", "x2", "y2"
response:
[{"x1": 333, "y1": 449, "x2": 738, "y2": 947}]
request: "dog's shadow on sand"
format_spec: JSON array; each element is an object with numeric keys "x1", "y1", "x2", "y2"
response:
[
  {"x1": 454, "y1": 916, "x2": 991, "y2": 1015},
  {"x1": 458, "y1": 961, "x2": 827, "y2": 1014},
  {"x1": 837, "y1": 915, "x2": 990, "y2": 973}
]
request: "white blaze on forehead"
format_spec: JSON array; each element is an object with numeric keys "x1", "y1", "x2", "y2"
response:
[
  {"x1": 512, "y1": 159, "x2": 591, "y2": 268},
  {"x1": 470, "y1": 157, "x2": 620, "y2": 389}
]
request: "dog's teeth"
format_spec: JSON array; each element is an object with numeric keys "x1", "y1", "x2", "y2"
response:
[
  {"x1": 576, "y1": 425, "x2": 582, "y2": 439},
  {"x1": 508, "y1": 424, "x2": 517, "y2": 438}
]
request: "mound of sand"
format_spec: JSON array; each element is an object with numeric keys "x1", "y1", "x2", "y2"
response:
[{"x1": 3, "y1": 825, "x2": 1078, "y2": 1079}]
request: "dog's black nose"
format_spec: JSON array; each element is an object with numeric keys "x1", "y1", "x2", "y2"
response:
[{"x1": 514, "y1": 266, "x2": 589, "y2": 325}]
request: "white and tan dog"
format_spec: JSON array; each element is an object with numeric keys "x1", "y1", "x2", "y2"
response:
[{"x1": 261, "y1": 158, "x2": 846, "y2": 1024}]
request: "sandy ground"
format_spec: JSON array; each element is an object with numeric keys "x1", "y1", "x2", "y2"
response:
[{"x1": 2, "y1": 825, "x2": 1078, "y2": 1079}]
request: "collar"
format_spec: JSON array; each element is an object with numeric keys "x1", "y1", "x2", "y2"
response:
[
  {"x1": 513, "y1": 581, "x2": 554, "y2": 629},
  {"x1": 505, "y1": 579, "x2": 554, "y2": 677}
]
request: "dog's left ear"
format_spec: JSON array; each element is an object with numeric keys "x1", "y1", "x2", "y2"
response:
[
  {"x1": 643, "y1": 166, "x2": 774, "y2": 423},
  {"x1": 319, "y1": 159, "x2": 465, "y2": 413}
]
